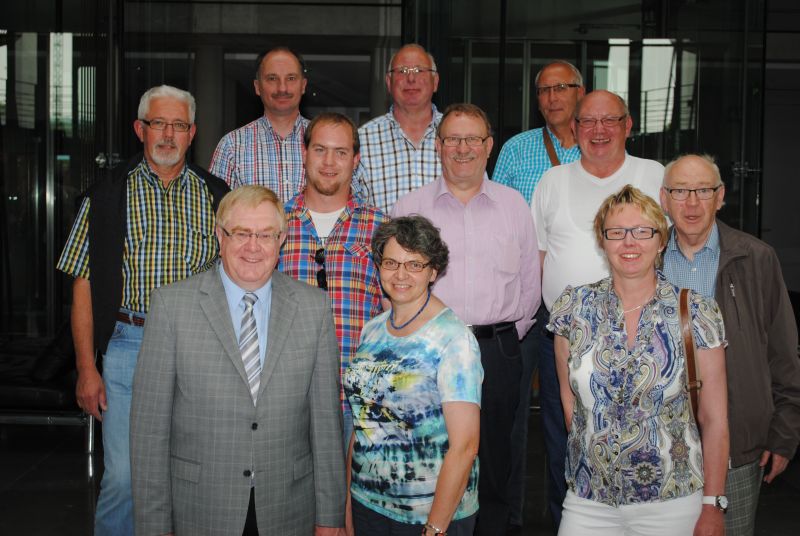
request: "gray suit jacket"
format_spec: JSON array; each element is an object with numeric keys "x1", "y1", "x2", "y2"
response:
[{"x1": 130, "y1": 264, "x2": 345, "y2": 535}]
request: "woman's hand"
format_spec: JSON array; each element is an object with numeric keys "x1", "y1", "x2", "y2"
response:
[{"x1": 693, "y1": 505, "x2": 724, "y2": 536}]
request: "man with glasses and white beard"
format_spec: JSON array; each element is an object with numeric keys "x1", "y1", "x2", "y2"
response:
[
  {"x1": 532, "y1": 90, "x2": 663, "y2": 529},
  {"x1": 57, "y1": 85, "x2": 229, "y2": 536}
]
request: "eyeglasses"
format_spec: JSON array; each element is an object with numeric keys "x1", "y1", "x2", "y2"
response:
[
  {"x1": 439, "y1": 135, "x2": 490, "y2": 147},
  {"x1": 603, "y1": 227, "x2": 659, "y2": 240},
  {"x1": 387, "y1": 66, "x2": 437, "y2": 76},
  {"x1": 575, "y1": 115, "x2": 627, "y2": 129},
  {"x1": 663, "y1": 185, "x2": 723, "y2": 201},
  {"x1": 314, "y1": 248, "x2": 328, "y2": 291},
  {"x1": 380, "y1": 258, "x2": 431, "y2": 272},
  {"x1": 536, "y1": 83, "x2": 581, "y2": 96},
  {"x1": 222, "y1": 228, "x2": 282, "y2": 246},
  {"x1": 140, "y1": 118, "x2": 192, "y2": 132}
]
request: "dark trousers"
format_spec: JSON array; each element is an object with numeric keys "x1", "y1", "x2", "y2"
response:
[
  {"x1": 507, "y1": 325, "x2": 539, "y2": 527},
  {"x1": 474, "y1": 327, "x2": 522, "y2": 535},
  {"x1": 352, "y1": 498, "x2": 477, "y2": 536},
  {"x1": 537, "y1": 308, "x2": 567, "y2": 530},
  {"x1": 243, "y1": 487, "x2": 258, "y2": 536}
]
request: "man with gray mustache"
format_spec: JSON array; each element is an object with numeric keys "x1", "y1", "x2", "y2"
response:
[{"x1": 57, "y1": 85, "x2": 229, "y2": 536}]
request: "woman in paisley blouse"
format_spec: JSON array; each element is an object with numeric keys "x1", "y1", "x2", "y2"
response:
[
  {"x1": 550, "y1": 185, "x2": 729, "y2": 536},
  {"x1": 344, "y1": 216, "x2": 483, "y2": 536}
]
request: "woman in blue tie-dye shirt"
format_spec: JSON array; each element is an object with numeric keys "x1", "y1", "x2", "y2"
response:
[{"x1": 344, "y1": 216, "x2": 483, "y2": 536}]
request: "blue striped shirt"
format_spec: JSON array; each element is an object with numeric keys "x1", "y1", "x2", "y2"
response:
[
  {"x1": 662, "y1": 224, "x2": 721, "y2": 298},
  {"x1": 492, "y1": 127, "x2": 581, "y2": 205},
  {"x1": 355, "y1": 105, "x2": 442, "y2": 213}
]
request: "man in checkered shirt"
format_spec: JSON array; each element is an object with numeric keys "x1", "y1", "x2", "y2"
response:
[
  {"x1": 279, "y1": 112, "x2": 386, "y2": 449},
  {"x1": 210, "y1": 47, "x2": 310, "y2": 202},
  {"x1": 492, "y1": 60, "x2": 584, "y2": 532},
  {"x1": 355, "y1": 44, "x2": 442, "y2": 213}
]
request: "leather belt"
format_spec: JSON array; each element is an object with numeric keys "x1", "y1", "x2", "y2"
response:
[
  {"x1": 468, "y1": 321, "x2": 515, "y2": 340},
  {"x1": 117, "y1": 311, "x2": 146, "y2": 327}
]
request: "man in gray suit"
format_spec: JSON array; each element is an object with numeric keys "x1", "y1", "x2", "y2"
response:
[{"x1": 130, "y1": 185, "x2": 346, "y2": 535}]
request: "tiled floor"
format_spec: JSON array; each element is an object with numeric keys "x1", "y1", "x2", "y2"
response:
[{"x1": 1, "y1": 410, "x2": 799, "y2": 535}]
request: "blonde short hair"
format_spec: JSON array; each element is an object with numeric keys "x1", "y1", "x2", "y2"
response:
[
  {"x1": 216, "y1": 186, "x2": 286, "y2": 232},
  {"x1": 593, "y1": 185, "x2": 668, "y2": 265}
]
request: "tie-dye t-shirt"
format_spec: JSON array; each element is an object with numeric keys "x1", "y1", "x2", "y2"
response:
[{"x1": 344, "y1": 307, "x2": 483, "y2": 524}]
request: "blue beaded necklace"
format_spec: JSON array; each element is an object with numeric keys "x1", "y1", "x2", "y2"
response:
[{"x1": 390, "y1": 287, "x2": 431, "y2": 330}]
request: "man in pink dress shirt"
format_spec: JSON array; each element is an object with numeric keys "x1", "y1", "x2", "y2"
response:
[{"x1": 392, "y1": 103, "x2": 541, "y2": 536}]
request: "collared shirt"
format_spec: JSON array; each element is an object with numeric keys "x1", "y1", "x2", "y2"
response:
[
  {"x1": 279, "y1": 192, "x2": 387, "y2": 400},
  {"x1": 219, "y1": 263, "x2": 272, "y2": 368},
  {"x1": 355, "y1": 105, "x2": 443, "y2": 213},
  {"x1": 392, "y1": 175, "x2": 541, "y2": 338},
  {"x1": 663, "y1": 224, "x2": 721, "y2": 298},
  {"x1": 57, "y1": 159, "x2": 219, "y2": 314},
  {"x1": 548, "y1": 272, "x2": 727, "y2": 507},
  {"x1": 209, "y1": 114, "x2": 309, "y2": 202},
  {"x1": 492, "y1": 127, "x2": 581, "y2": 205}
]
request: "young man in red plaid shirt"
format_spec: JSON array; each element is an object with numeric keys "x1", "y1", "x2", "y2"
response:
[{"x1": 279, "y1": 112, "x2": 387, "y2": 447}]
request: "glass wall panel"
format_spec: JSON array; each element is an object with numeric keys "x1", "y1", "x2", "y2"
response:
[{"x1": 1, "y1": 1, "x2": 110, "y2": 340}]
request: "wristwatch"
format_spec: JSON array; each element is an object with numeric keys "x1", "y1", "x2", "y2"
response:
[
  {"x1": 702, "y1": 495, "x2": 729, "y2": 513},
  {"x1": 422, "y1": 522, "x2": 447, "y2": 536}
]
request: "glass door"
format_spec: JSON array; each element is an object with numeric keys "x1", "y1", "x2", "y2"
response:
[{"x1": 0, "y1": 0, "x2": 117, "y2": 339}]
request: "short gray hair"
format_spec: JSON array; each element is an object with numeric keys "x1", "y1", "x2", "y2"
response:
[
  {"x1": 137, "y1": 85, "x2": 196, "y2": 124},
  {"x1": 663, "y1": 154, "x2": 723, "y2": 187},
  {"x1": 388, "y1": 44, "x2": 438, "y2": 74},
  {"x1": 574, "y1": 89, "x2": 629, "y2": 118},
  {"x1": 534, "y1": 60, "x2": 583, "y2": 88}
]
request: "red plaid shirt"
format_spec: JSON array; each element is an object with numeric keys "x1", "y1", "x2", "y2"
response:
[{"x1": 279, "y1": 193, "x2": 387, "y2": 404}]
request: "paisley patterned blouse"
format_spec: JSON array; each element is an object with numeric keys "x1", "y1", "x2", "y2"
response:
[{"x1": 548, "y1": 271, "x2": 726, "y2": 507}]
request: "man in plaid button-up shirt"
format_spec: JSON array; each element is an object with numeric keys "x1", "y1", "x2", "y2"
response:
[
  {"x1": 210, "y1": 47, "x2": 310, "y2": 202},
  {"x1": 57, "y1": 86, "x2": 228, "y2": 536},
  {"x1": 355, "y1": 44, "x2": 442, "y2": 213},
  {"x1": 279, "y1": 112, "x2": 386, "y2": 448}
]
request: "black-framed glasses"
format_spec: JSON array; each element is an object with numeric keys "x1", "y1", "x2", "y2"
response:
[
  {"x1": 439, "y1": 135, "x2": 490, "y2": 147},
  {"x1": 663, "y1": 185, "x2": 723, "y2": 201},
  {"x1": 575, "y1": 115, "x2": 627, "y2": 129},
  {"x1": 314, "y1": 248, "x2": 328, "y2": 291},
  {"x1": 536, "y1": 83, "x2": 581, "y2": 96},
  {"x1": 603, "y1": 227, "x2": 659, "y2": 240},
  {"x1": 387, "y1": 66, "x2": 437, "y2": 76},
  {"x1": 221, "y1": 228, "x2": 282, "y2": 246},
  {"x1": 380, "y1": 258, "x2": 431, "y2": 272},
  {"x1": 140, "y1": 118, "x2": 192, "y2": 132}
]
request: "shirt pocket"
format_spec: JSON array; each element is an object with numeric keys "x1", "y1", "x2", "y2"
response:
[
  {"x1": 489, "y1": 237, "x2": 521, "y2": 276},
  {"x1": 181, "y1": 226, "x2": 218, "y2": 271}
]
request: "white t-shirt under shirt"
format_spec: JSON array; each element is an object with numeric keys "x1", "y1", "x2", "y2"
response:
[
  {"x1": 532, "y1": 155, "x2": 664, "y2": 310},
  {"x1": 308, "y1": 207, "x2": 345, "y2": 244}
]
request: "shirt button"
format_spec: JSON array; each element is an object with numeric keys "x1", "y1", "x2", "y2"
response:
[
  {"x1": 243, "y1": 470, "x2": 252, "y2": 477},
  {"x1": 691, "y1": 267, "x2": 697, "y2": 272},
  {"x1": 252, "y1": 422, "x2": 258, "y2": 430}
]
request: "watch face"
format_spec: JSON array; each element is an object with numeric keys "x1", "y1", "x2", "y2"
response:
[{"x1": 717, "y1": 496, "x2": 729, "y2": 510}]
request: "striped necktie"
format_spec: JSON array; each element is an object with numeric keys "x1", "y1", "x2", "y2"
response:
[{"x1": 239, "y1": 293, "x2": 261, "y2": 403}]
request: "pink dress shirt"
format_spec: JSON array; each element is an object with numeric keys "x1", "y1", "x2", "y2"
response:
[{"x1": 392, "y1": 176, "x2": 541, "y2": 338}]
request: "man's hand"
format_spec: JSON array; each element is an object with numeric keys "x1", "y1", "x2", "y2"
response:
[
  {"x1": 760, "y1": 450, "x2": 790, "y2": 483},
  {"x1": 693, "y1": 506, "x2": 724, "y2": 536},
  {"x1": 76, "y1": 366, "x2": 107, "y2": 421}
]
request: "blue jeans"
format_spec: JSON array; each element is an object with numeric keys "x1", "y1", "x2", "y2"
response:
[
  {"x1": 537, "y1": 310, "x2": 567, "y2": 530},
  {"x1": 94, "y1": 319, "x2": 143, "y2": 536}
]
